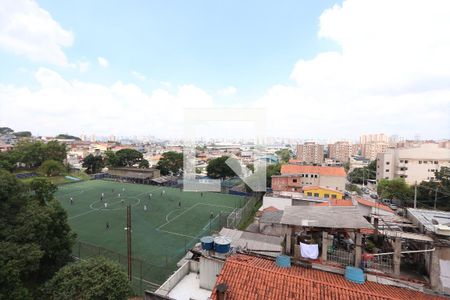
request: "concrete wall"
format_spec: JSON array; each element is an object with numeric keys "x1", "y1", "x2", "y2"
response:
[
  {"x1": 155, "y1": 261, "x2": 190, "y2": 296},
  {"x1": 430, "y1": 246, "x2": 450, "y2": 294},
  {"x1": 262, "y1": 195, "x2": 292, "y2": 210},
  {"x1": 199, "y1": 257, "x2": 224, "y2": 290}
]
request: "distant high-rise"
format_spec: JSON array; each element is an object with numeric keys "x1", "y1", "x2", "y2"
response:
[
  {"x1": 296, "y1": 142, "x2": 324, "y2": 164},
  {"x1": 360, "y1": 133, "x2": 389, "y2": 161},
  {"x1": 328, "y1": 141, "x2": 360, "y2": 163},
  {"x1": 91, "y1": 134, "x2": 96, "y2": 142}
]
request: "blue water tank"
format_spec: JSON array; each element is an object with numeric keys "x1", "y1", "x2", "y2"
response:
[
  {"x1": 214, "y1": 236, "x2": 231, "y2": 253},
  {"x1": 345, "y1": 266, "x2": 365, "y2": 284},
  {"x1": 276, "y1": 255, "x2": 291, "y2": 268},
  {"x1": 200, "y1": 236, "x2": 214, "y2": 250}
]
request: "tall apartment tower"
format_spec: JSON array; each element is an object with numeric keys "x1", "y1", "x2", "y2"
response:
[
  {"x1": 360, "y1": 134, "x2": 389, "y2": 161},
  {"x1": 328, "y1": 141, "x2": 359, "y2": 163},
  {"x1": 296, "y1": 142, "x2": 324, "y2": 164}
]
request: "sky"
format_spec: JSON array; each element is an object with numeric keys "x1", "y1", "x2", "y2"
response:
[{"x1": 0, "y1": 0, "x2": 449, "y2": 140}]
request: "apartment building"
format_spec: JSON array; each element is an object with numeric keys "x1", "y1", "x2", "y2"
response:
[
  {"x1": 361, "y1": 142, "x2": 389, "y2": 161},
  {"x1": 328, "y1": 141, "x2": 360, "y2": 163},
  {"x1": 376, "y1": 143, "x2": 450, "y2": 185},
  {"x1": 296, "y1": 142, "x2": 324, "y2": 164},
  {"x1": 360, "y1": 133, "x2": 389, "y2": 144},
  {"x1": 272, "y1": 164, "x2": 347, "y2": 192}
]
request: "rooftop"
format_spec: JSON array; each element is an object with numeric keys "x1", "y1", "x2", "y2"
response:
[
  {"x1": 280, "y1": 206, "x2": 373, "y2": 229},
  {"x1": 167, "y1": 272, "x2": 211, "y2": 300},
  {"x1": 315, "y1": 199, "x2": 354, "y2": 207},
  {"x1": 281, "y1": 164, "x2": 347, "y2": 177},
  {"x1": 211, "y1": 254, "x2": 445, "y2": 300},
  {"x1": 356, "y1": 197, "x2": 394, "y2": 213},
  {"x1": 219, "y1": 228, "x2": 282, "y2": 257}
]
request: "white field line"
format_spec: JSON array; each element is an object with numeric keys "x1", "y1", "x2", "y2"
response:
[
  {"x1": 157, "y1": 203, "x2": 201, "y2": 230},
  {"x1": 156, "y1": 228, "x2": 196, "y2": 239}
]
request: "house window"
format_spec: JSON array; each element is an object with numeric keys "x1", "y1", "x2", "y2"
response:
[
  {"x1": 385, "y1": 177, "x2": 389, "y2": 179},
  {"x1": 405, "y1": 160, "x2": 408, "y2": 163},
  {"x1": 419, "y1": 161, "x2": 422, "y2": 164},
  {"x1": 386, "y1": 162, "x2": 390, "y2": 165},
  {"x1": 400, "y1": 160, "x2": 404, "y2": 163},
  {"x1": 293, "y1": 179, "x2": 297, "y2": 183},
  {"x1": 424, "y1": 161, "x2": 428, "y2": 164},
  {"x1": 430, "y1": 177, "x2": 434, "y2": 180},
  {"x1": 307, "y1": 192, "x2": 312, "y2": 196},
  {"x1": 324, "y1": 194, "x2": 330, "y2": 198},
  {"x1": 386, "y1": 169, "x2": 390, "y2": 172},
  {"x1": 435, "y1": 161, "x2": 438, "y2": 164},
  {"x1": 331, "y1": 194, "x2": 337, "y2": 199},
  {"x1": 305, "y1": 174, "x2": 308, "y2": 178},
  {"x1": 314, "y1": 193, "x2": 319, "y2": 197}
]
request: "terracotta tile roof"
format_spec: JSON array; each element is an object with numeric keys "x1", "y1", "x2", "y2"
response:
[
  {"x1": 356, "y1": 197, "x2": 394, "y2": 213},
  {"x1": 211, "y1": 254, "x2": 444, "y2": 300},
  {"x1": 262, "y1": 206, "x2": 280, "y2": 212},
  {"x1": 315, "y1": 199, "x2": 354, "y2": 207},
  {"x1": 302, "y1": 186, "x2": 344, "y2": 194},
  {"x1": 281, "y1": 164, "x2": 347, "y2": 177}
]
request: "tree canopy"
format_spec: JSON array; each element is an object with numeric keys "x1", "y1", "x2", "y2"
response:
[
  {"x1": 156, "y1": 151, "x2": 183, "y2": 175},
  {"x1": 348, "y1": 161, "x2": 376, "y2": 184},
  {"x1": 206, "y1": 156, "x2": 240, "y2": 179},
  {"x1": 377, "y1": 178, "x2": 413, "y2": 204},
  {"x1": 0, "y1": 170, "x2": 75, "y2": 299},
  {"x1": 266, "y1": 163, "x2": 281, "y2": 188},
  {"x1": 45, "y1": 257, "x2": 131, "y2": 300},
  {"x1": 39, "y1": 159, "x2": 66, "y2": 177},
  {"x1": 82, "y1": 154, "x2": 105, "y2": 174},
  {"x1": 275, "y1": 149, "x2": 293, "y2": 163},
  {"x1": 55, "y1": 134, "x2": 81, "y2": 140}
]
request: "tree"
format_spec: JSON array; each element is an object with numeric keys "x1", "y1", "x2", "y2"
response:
[
  {"x1": 115, "y1": 149, "x2": 143, "y2": 167},
  {"x1": 104, "y1": 150, "x2": 119, "y2": 168},
  {"x1": 138, "y1": 159, "x2": 150, "y2": 168},
  {"x1": 55, "y1": 134, "x2": 81, "y2": 140},
  {"x1": 275, "y1": 149, "x2": 293, "y2": 163},
  {"x1": 14, "y1": 131, "x2": 32, "y2": 138},
  {"x1": 416, "y1": 167, "x2": 450, "y2": 210},
  {"x1": 14, "y1": 140, "x2": 46, "y2": 168},
  {"x1": 45, "y1": 257, "x2": 131, "y2": 300},
  {"x1": 29, "y1": 178, "x2": 58, "y2": 204},
  {"x1": 43, "y1": 141, "x2": 67, "y2": 163},
  {"x1": 156, "y1": 151, "x2": 183, "y2": 175},
  {"x1": 377, "y1": 178, "x2": 413, "y2": 205},
  {"x1": 39, "y1": 160, "x2": 65, "y2": 177},
  {"x1": 0, "y1": 127, "x2": 13, "y2": 134},
  {"x1": 266, "y1": 163, "x2": 281, "y2": 188},
  {"x1": 0, "y1": 171, "x2": 75, "y2": 298},
  {"x1": 206, "y1": 156, "x2": 240, "y2": 179},
  {"x1": 82, "y1": 154, "x2": 104, "y2": 174}
]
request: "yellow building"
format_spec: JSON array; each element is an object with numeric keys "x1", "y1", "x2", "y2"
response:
[{"x1": 302, "y1": 186, "x2": 344, "y2": 199}]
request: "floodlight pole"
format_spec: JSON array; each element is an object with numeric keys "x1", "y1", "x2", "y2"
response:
[{"x1": 127, "y1": 205, "x2": 132, "y2": 281}]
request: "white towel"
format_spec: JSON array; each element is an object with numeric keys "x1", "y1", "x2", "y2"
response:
[{"x1": 300, "y1": 242, "x2": 319, "y2": 259}]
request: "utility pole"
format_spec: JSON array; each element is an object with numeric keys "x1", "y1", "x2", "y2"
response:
[
  {"x1": 434, "y1": 188, "x2": 438, "y2": 210},
  {"x1": 126, "y1": 205, "x2": 132, "y2": 282},
  {"x1": 413, "y1": 181, "x2": 417, "y2": 209}
]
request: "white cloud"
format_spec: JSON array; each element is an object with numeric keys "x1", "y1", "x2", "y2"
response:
[
  {"x1": 97, "y1": 57, "x2": 109, "y2": 68},
  {"x1": 76, "y1": 59, "x2": 90, "y2": 73},
  {"x1": 131, "y1": 71, "x2": 146, "y2": 81},
  {"x1": 0, "y1": 0, "x2": 73, "y2": 66},
  {"x1": 217, "y1": 86, "x2": 237, "y2": 96},
  {"x1": 256, "y1": 0, "x2": 450, "y2": 139},
  {"x1": 0, "y1": 68, "x2": 213, "y2": 138}
]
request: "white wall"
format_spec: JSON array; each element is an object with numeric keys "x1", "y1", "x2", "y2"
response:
[{"x1": 262, "y1": 196, "x2": 292, "y2": 210}]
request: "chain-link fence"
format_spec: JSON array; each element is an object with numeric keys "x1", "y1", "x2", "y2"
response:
[
  {"x1": 72, "y1": 240, "x2": 174, "y2": 295},
  {"x1": 226, "y1": 196, "x2": 258, "y2": 229}
]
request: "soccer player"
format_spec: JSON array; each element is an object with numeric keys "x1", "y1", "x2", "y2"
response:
[
  {"x1": 144, "y1": 205, "x2": 147, "y2": 211},
  {"x1": 104, "y1": 202, "x2": 108, "y2": 208},
  {"x1": 148, "y1": 193, "x2": 152, "y2": 200},
  {"x1": 106, "y1": 221, "x2": 110, "y2": 230},
  {"x1": 121, "y1": 198, "x2": 124, "y2": 205},
  {"x1": 70, "y1": 197, "x2": 73, "y2": 205},
  {"x1": 122, "y1": 187, "x2": 125, "y2": 192},
  {"x1": 201, "y1": 192, "x2": 203, "y2": 198},
  {"x1": 118, "y1": 193, "x2": 121, "y2": 198},
  {"x1": 178, "y1": 201, "x2": 181, "y2": 208}
]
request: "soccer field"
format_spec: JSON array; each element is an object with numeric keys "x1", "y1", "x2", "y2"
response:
[{"x1": 55, "y1": 180, "x2": 246, "y2": 290}]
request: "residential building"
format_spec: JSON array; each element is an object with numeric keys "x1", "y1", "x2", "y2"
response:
[
  {"x1": 302, "y1": 186, "x2": 344, "y2": 199},
  {"x1": 328, "y1": 141, "x2": 359, "y2": 163},
  {"x1": 376, "y1": 143, "x2": 450, "y2": 185},
  {"x1": 361, "y1": 142, "x2": 389, "y2": 161},
  {"x1": 296, "y1": 142, "x2": 324, "y2": 164},
  {"x1": 272, "y1": 164, "x2": 347, "y2": 192},
  {"x1": 349, "y1": 155, "x2": 370, "y2": 171},
  {"x1": 360, "y1": 133, "x2": 389, "y2": 144}
]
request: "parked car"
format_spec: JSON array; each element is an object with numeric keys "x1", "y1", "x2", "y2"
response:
[{"x1": 370, "y1": 193, "x2": 378, "y2": 200}]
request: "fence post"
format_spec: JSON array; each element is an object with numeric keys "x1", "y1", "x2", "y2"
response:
[{"x1": 140, "y1": 260, "x2": 143, "y2": 295}]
